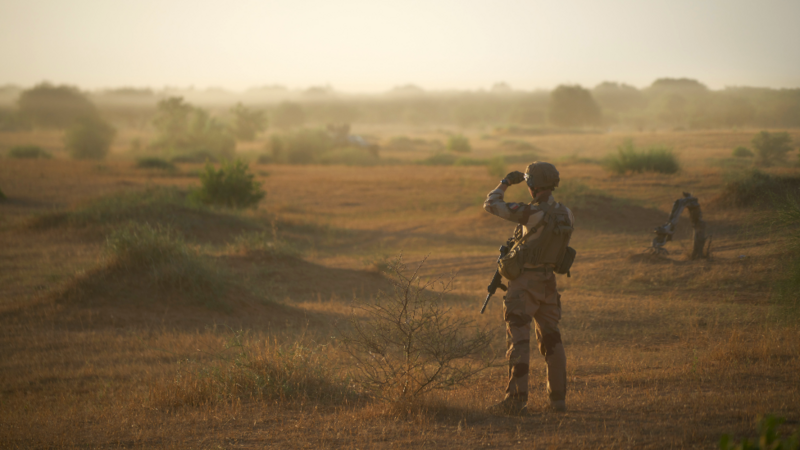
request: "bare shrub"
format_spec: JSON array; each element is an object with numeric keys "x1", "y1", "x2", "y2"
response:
[{"x1": 339, "y1": 255, "x2": 493, "y2": 404}]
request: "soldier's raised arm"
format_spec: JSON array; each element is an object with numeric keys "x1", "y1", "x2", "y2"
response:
[{"x1": 483, "y1": 171, "x2": 530, "y2": 223}]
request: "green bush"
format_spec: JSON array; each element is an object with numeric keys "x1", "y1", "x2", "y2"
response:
[
  {"x1": 732, "y1": 146, "x2": 754, "y2": 158},
  {"x1": 752, "y1": 130, "x2": 794, "y2": 167},
  {"x1": 8, "y1": 145, "x2": 51, "y2": 159},
  {"x1": 719, "y1": 415, "x2": 799, "y2": 450},
  {"x1": 65, "y1": 115, "x2": 116, "y2": 160},
  {"x1": 269, "y1": 128, "x2": 334, "y2": 164},
  {"x1": 191, "y1": 159, "x2": 265, "y2": 209},
  {"x1": 602, "y1": 139, "x2": 679, "y2": 174},
  {"x1": 151, "y1": 97, "x2": 235, "y2": 161},
  {"x1": 136, "y1": 157, "x2": 176, "y2": 171},
  {"x1": 230, "y1": 103, "x2": 267, "y2": 141},
  {"x1": 447, "y1": 134, "x2": 471, "y2": 153}
]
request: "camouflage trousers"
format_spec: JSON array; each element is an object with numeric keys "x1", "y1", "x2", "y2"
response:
[{"x1": 502, "y1": 269, "x2": 567, "y2": 402}]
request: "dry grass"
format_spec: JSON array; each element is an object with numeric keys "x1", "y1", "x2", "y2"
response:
[{"x1": 1, "y1": 129, "x2": 799, "y2": 448}]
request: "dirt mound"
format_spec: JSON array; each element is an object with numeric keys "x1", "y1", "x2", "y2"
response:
[
  {"x1": 571, "y1": 194, "x2": 680, "y2": 233},
  {"x1": 25, "y1": 186, "x2": 260, "y2": 244},
  {"x1": 3, "y1": 251, "x2": 397, "y2": 333}
]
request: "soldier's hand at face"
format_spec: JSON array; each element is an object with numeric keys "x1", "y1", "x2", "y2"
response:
[{"x1": 504, "y1": 171, "x2": 525, "y2": 185}]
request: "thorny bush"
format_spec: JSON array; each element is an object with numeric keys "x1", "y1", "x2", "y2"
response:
[{"x1": 339, "y1": 255, "x2": 494, "y2": 404}]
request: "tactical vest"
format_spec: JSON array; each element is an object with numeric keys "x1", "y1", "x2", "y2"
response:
[
  {"x1": 523, "y1": 202, "x2": 573, "y2": 267},
  {"x1": 498, "y1": 201, "x2": 575, "y2": 280}
]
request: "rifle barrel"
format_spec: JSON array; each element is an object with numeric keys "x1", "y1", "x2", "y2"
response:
[{"x1": 480, "y1": 291, "x2": 492, "y2": 314}]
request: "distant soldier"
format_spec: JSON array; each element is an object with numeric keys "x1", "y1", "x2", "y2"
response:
[{"x1": 484, "y1": 162, "x2": 574, "y2": 414}]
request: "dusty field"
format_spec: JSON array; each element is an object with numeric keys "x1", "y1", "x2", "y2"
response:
[{"x1": 1, "y1": 129, "x2": 799, "y2": 448}]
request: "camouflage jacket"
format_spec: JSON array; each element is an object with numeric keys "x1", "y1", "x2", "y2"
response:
[{"x1": 483, "y1": 188, "x2": 575, "y2": 267}]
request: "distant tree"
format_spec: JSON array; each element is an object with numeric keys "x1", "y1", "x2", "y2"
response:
[
  {"x1": 0, "y1": 109, "x2": 29, "y2": 131},
  {"x1": 732, "y1": 146, "x2": 754, "y2": 158},
  {"x1": 447, "y1": 134, "x2": 471, "y2": 153},
  {"x1": 657, "y1": 94, "x2": 688, "y2": 127},
  {"x1": 387, "y1": 84, "x2": 426, "y2": 96},
  {"x1": 272, "y1": 102, "x2": 306, "y2": 129},
  {"x1": 230, "y1": 103, "x2": 267, "y2": 141},
  {"x1": 185, "y1": 108, "x2": 235, "y2": 160},
  {"x1": 491, "y1": 82, "x2": 513, "y2": 93},
  {"x1": 18, "y1": 83, "x2": 97, "y2": 128},
  {"x1": 303, "y1": 85, "x2": 334, "y2": 97},
  {"x1": 752, "y1": 130, "x2": 793, "y2": 167},
  {"x1": 592, "y1": 82, "x2": 646, "y2": 112},
  {"x1": 151, "y1": 97, "x2": 235, "y2": 160},
  {"x1": 714, "y1": 96, "x2": 756, "y2": 127},
  {"x1": 152, "y1": 97, "x2": 193, "y2": 149},
  {"x1": 549, "y1": 85, "x2": 602, "y2": 127},
  {"x1": 647, "y1": 78, "x2": 709, "y2": 96},
  {"x1": 65, "y1": 115, "x2": 116, "y2": 160}
]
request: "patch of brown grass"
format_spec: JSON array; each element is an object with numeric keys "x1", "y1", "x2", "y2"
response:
[{"x1": 2, "y1": 130, "x2": 800, "y2": 448}]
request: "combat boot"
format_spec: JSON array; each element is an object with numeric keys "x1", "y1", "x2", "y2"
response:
[{"x1": 487, "y1": 394, "x2": 528, "y2": 415}]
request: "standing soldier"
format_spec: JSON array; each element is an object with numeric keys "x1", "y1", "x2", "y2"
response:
[{"x1": 484, "y1": 161, "x2": 574, "y2": 414}]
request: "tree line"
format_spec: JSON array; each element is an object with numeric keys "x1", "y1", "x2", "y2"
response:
[{"x1": 1, "y1": 78, "x2": 799, "y2": 136}]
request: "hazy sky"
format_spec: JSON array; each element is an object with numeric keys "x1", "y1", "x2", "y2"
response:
[{"x1": 1, "y1": 0, "x2": 799, "y2": 92}]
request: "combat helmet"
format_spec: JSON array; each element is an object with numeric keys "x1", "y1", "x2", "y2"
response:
[{"x1": 524, "y1": 161, "x2": 560, "y2": 190}]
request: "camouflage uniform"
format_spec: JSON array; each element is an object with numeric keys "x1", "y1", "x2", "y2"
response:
[{"x1": 484, "y1": 188, "x2": 574, "y2": 405}]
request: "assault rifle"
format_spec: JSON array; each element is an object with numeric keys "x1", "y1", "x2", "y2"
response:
[{"x1": 480, "y1": 239, "x2": 513, "y2": 314}]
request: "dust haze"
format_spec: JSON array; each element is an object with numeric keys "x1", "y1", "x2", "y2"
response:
[{"x1": 2, "y1": 1, "x2": 800, "y2": 448}]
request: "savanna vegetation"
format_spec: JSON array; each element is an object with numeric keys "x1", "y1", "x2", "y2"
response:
[{"x1": 1, "y1": 80, "x2": 799, "y2": 448}]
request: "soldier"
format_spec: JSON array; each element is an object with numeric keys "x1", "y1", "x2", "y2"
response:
[{"x1": 483, "y1": 161, "x2": 574, "y2": 414}]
